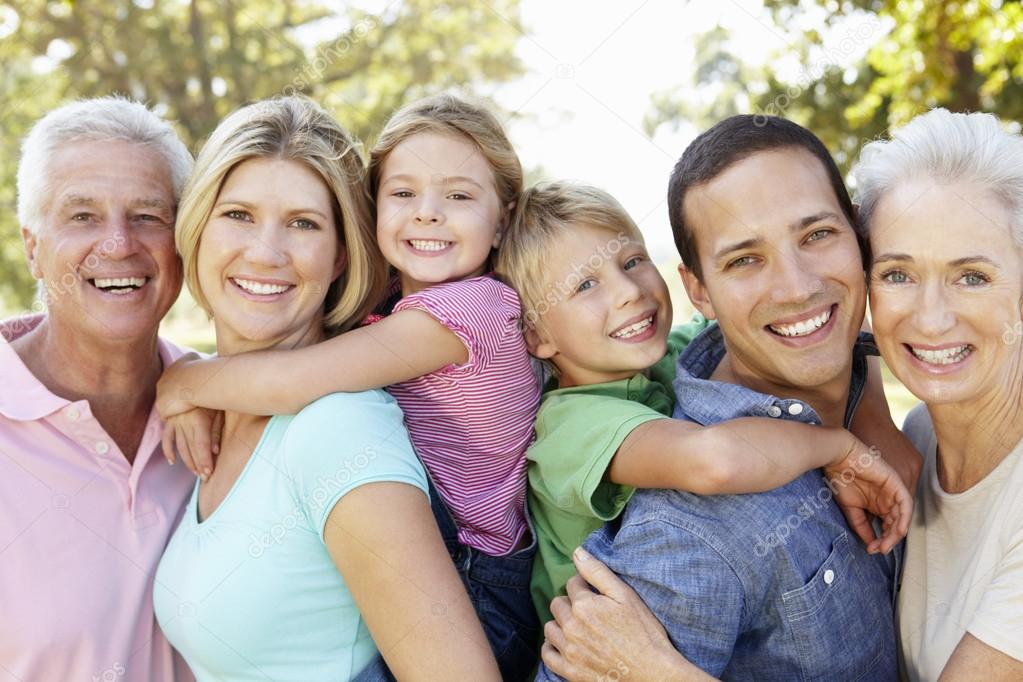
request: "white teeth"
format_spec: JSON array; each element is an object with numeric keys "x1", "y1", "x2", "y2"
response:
[
  {"x1": 233, "y1": 278, "x2": 290, "y2": 295},
  {"x1": 409, "y1": 239, "x2": 451, "y2": 252},
  {"x1": 611, "y1": 316, "x2": 653, "y2": 339},
  {"x1": 93, "y1": 277, "x2": 146, "y2": 290},
  {"x1": 770, "y1": 308, "x2": 832, "y2": 337},
  {"x1": 910, "y1": 345, "x2": 971, "y2": 365}
]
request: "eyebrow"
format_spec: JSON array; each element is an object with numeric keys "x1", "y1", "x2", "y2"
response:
[
  {"x1": 214, "y1": 198, "x2": 330, "y2": 220},
  {"x1": 872, "y1": 253, "x2": 1000, "y2": 268},
  {"x1": 381, "y1": 173, "x2": 485, "y2": 191},
  {"x1": 790, "y1": 211, "x2": 844, "y2": 232},
  {"x1": 58, "y1": 195, "x2": 170, "y2": 212}
]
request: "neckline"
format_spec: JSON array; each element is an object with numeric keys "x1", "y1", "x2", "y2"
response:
[{"x1": 193, "y1": 416, "x2": 278, "y2": 526}]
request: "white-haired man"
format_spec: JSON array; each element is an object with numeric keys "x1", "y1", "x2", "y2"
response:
[{"x1": 0, "y1": 98, "x2": 196, "y2": 681}]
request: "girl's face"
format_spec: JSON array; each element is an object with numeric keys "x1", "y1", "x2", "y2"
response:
[
  {"x1": 197, "y1": 157, "x2": 345, "y2": 354},
  {"x1": 375, "y1": 131, "x2": 507, "y2": 295}
]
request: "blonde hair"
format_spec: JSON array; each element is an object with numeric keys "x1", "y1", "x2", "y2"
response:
[
  {"x1": 175, "y1": 97, "x2": 386, "y2": 332},
  {"x1": 496, "y1": 181, "x2": 645, "y2": 331},
  {"x1": 367, "y1": 93, "x2": 522, "y2": 211}
]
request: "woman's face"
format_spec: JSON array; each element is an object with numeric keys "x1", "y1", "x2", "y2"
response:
[
  {"x1": 868, "y1": 178, "x2": 1023, "y2": 407},
  {"x1": 197, "y1": 157, "x2": 345, "y2": 353}
]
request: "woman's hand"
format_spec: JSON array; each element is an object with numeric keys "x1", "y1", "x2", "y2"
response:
[
  {"x1": 161, "y1": 407, "x2": 223, "y2": 480},
  {"x1": 541, "y1": 547, "x2": 714, "y2": 682},
  {"x1": 823, "y1": 436, "x2": 912, "y2": 554}
]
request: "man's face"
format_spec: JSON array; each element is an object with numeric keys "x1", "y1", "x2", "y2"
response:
[
  {"x1": 679, "y1": 148, "x2": 866, "y2": 393},
  {"x1": 22, "y1": 140, "x2": 182, "y2": 343}
]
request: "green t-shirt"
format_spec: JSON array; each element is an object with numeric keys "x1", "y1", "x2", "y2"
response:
[{"x1": 527, "y1": 315, "x2": 710, "y2": 623}]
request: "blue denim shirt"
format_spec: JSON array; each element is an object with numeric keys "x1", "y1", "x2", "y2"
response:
[{"x1": 537, "y1": 324, "x2": 897, "y2": 681}]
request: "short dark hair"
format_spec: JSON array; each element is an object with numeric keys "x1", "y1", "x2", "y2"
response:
[{"x1": 668, "y1": 115, "x2": 863, "y2": 280}]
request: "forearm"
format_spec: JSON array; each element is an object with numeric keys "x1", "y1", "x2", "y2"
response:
[{"x1": 851, "y1": 357, "x2": 923, "y2": 490}]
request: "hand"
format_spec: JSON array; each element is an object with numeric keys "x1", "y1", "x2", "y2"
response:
[
  {"x1": 156, "y1": 352, "x2": 204, "y2": 418},
  {"x1": 161, "y1": 407, "x2": 223, "y2": 480},
  {"x1": 824, "y1": 437, "x2": 912, "y2": 554},
  {"x1": 541, "y1": 547, "x2": 713, "y2": 682}
]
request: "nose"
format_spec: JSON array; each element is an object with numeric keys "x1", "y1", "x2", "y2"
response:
[
  {"x1": 98, "y1": 215, "x2": 141, "y2": 260},
  {"x1": 413, "y1": 193, "x2": 444, "y2": 225},
  {"x1": 767, "y1": 251, "x2": 825, "y2": 306},
  {"x1": 243, "y1": 221, "x2": 290, "y2": 268},
  {"x1": 911, "y1": 279, "x2": 956, "y2": 338},
  {"x1": 610, "y1": 267, "x2": 644, "y2": 308}
]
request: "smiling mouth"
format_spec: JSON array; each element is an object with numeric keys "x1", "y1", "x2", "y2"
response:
[
  {"x1": 906, "y1": 343, "x2": 973, "y2": 366},
  {"x1": 406, "y1": 239, "x2": 452, "y2": 252},
  {"x1": 231, "y1": 278, "x2": 293, "y2": 296},
  {"x1": 89, "y1": 277, "x2": 149, "y2": 294},
  {"x1": 610, "y1": 314, "x2": 655, "y2": 340},
  {"x1": 768, "y1": 305, "x2": 834, "y2": 338}
]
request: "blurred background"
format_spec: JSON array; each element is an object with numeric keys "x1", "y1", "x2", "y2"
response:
[{"x1": 2, "y1": 0, "x2": 1021, "y2": 422}]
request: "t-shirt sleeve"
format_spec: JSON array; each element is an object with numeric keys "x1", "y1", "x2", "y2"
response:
[
  {"x1": 585, "y1": 517, "x2": 745, "y2": 677},
  {"x1": 281, "y1": 390, "x2": 429, "y2": 539},
  {"x1": 391, "y1": 277, "x2": 519, "y2": 376},
  {"x1": 529, "y1": 394, "x2": 667, "y2": 521},
  {"x1": 967, "y1": 528, "x2": 1023, "y2": 662}
]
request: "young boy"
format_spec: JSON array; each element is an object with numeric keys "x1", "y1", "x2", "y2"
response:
[{"x1": 496, "y1": 181, "x2": 911, "y2": 624}]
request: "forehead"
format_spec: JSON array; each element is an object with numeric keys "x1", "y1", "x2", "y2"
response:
[
  {"x1": 547, "y1": 223, "x2": 641, "y2": 269},
  {"x1": 870, "y1": 179, "x2": 1017, "y2": 259},
  {"x1": 380, "y1": 131, "x2": 493, "y2": 182},
  {"x1": 219, "y1": 157, "x2": 332, "y2": 207},
  {"x1": 47, "y1": 139, "x2": 175, "y2": 208},
  {"x1": 684, "y1": 148, "x2": 846, "y2": 256}
]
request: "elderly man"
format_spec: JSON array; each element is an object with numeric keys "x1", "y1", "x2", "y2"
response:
[{"x1": 0, "y1": 98, "x2": 196, "y2": 681}]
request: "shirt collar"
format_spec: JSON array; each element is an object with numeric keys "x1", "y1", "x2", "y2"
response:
[
  {"x1": 0, "y1": 313, "x2": 192, "y2": 421},
  {"x1": 672, "y1": 322, "x2": 877, "y2": 429}
]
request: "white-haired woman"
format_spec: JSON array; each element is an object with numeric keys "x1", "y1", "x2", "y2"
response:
[
  {"x1": 853, "y1": 108, "x2": 1023, "y2": 681},
  {"x1": 151, "y1": 97, "x2": 500, "y2": 681}
]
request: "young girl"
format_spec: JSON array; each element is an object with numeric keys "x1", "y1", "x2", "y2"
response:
[{"x1": 157, "y1": 94, "x2": 541, "y2": 680}]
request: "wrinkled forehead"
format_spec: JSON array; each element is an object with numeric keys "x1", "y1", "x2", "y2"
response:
[{"x1": 44, "y1": 140, "x2": 176, "y2": 212}]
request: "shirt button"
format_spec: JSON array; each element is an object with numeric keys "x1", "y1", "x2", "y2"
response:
[
  {"x1": 788, "y1": 403, "x2": 804, "y2": 416},
  {"x1": 67, "y1": 407, "x2": 80, "y2": 421},
  {"x1": 767, "y1": 405, "x2": 783, "y2": 418},
  {"x1": 824, "y1": 569, "x2": 835, "y2": 585},
  {"x1": 94, "y1": 441, "x2": 110, "y2": 455}
]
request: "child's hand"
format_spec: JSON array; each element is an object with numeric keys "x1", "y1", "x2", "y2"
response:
[
  {"x1": 156, "y1": 353, "x2": 205, "y2": 418},
  {"x1": 161, "y1": 407, "x2": 223, "y2": 480},
  {"x1": 824, "y1": 436, "x2": 913, "y2": 555}
]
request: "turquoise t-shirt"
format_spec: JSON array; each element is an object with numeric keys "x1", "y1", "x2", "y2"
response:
[{"x1": 154, "y1": 391, "x2": 428, "y2": 682}]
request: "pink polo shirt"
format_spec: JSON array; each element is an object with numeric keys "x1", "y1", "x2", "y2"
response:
[{"x1": 0, "y1": 315, "x2": 195, "y2": 682}]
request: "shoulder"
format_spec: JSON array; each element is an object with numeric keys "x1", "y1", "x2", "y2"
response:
[
  {"x1": 901, "y1": 402, "x2": 934, "y2": 453},
  {"x1": 396, "y1": 276, "x2": 517, "y2": 312},
  {"x1": 287, "y1": 389, "x2": 404, "y2": 438}
]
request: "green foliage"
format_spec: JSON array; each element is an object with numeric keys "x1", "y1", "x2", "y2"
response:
[
  {"x1": 0, "y1": 0, "x2": 524, "y2": 309},
  {"x1": 647, "y1": 0, "x2": 1023, "y2": 174}
]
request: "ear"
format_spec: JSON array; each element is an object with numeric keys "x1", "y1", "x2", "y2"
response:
[
  {"x1": 678, "y1": 263, "x2": 716, "y2": 320},
  {"x1": 21, "y1": 226, "x2": 43, "y2": 280},
  {"x1": 524, "y1": 323, "x2": 557, "y2": 361},
  {"x1": 332, "y1": 243, "x2": 348, "y2": 281}
]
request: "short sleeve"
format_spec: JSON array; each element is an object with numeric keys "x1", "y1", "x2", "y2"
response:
[
  {"x1": 529, "y1": 394, "x2": 666, "y2": 520},
  {"x1": 281, "y1": 390, "x2": 429, "y2": 539},
  {"x1": 585, "y1": 516, "x2": 745, "y2": 677},
  {"x1": 391, "y1": 276, "x2": 518, "y2": 375},
  {"x1": 968, "y1": 529, "x2": 1023, "y2": 661}
]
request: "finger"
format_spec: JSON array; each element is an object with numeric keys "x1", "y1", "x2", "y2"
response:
[
  {"x1": 543, "y1": 617, "x2": 569, "y2": 653},
  {"x1": 564, "y1": 574, "x2": 595, "y2": 603},
  {"x1": 175, "y1": 427, "x2": 199, "y2": 478},
  {"x1": 211, "y1": 410, "x2": 224, "y2": 455},
  {"x1": 190, "y1": 417, "x2": 214, "y2": 479},
  {"x1": 896, "y1": 488, "x2": 913, "y2": 535},
  {"x1": 550, "y1": 595, "x2": 573, "y2": 627},
  {"x1": 842, "y1": 505, "x2": 876, "y2": 549},
  {"x1": 161, "y1": 423, "x2": 176, "y2": 465},
  {"x1": 572, "y1": 547, "x2": 630, "y2": 603},
  {"x1": 540, "y1": 641, "x2": 569, "y2": 678}
]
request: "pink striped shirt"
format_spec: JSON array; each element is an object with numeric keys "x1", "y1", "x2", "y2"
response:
[{"x1": 383, "y1": 275, "x2": 540, "y2": 556}]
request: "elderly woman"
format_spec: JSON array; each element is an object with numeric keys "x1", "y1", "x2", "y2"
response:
[
  {"x1": 538, "y1": 109, "x2": 1023, "y2": 681},
  {"x1": 151, "y1": 97, "x2": 500, "y2": 681}
]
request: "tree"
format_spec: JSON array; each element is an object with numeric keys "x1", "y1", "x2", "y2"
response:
[
  {"x1": 645, "y1": 0, "x2": 1023, "y2": 173},
  {"x1": 0, "y1": 0, "x2": 524, "y2": 309}
]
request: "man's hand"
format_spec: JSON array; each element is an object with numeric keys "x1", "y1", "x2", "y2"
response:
[
  {"x1": 824, "y1": 438, "x2": 912, "y2": 554},
  {"x1": 161, "y1": 408, "x2": 222, "y2": 480},
  {"x1": 541, "y1": 547, "x2": 713, "y2": 682}
]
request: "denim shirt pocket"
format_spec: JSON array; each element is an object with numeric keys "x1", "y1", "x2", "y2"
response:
[{"x1": 780, "y1": 531, "x2": 885, "y2": 681}]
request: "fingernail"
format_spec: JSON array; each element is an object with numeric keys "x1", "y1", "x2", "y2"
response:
[
  {"x1": 574, "y1": 546, "x2": 591, "y2": 561},
  {"x1": 203, "y1": 467, "x2": 211, "y2": 478},
  {"x1": 166, "y1": 457, "x2": 174, "y2": 466}
]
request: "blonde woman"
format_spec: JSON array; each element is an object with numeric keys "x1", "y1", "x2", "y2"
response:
[{"x1": 152, "y1": 97, "x2": 500, "y2": 681}]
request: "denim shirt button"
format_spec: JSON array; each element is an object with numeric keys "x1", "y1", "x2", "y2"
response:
[
  {"x1": 767, "y1": 405, "x2": 783, "y2": 418},
  {"x1": 787, "y1": 403, "x2": 804, "y2": 416},
  {"x1": 824, "y1": 569, "x2": 836, "y2": 585}
]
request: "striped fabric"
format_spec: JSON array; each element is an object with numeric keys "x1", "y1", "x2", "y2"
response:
[{"x1": 384, "y1": 276, "x2": 540, "y2": 556}]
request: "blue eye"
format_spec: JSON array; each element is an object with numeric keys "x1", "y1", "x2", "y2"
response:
[
  {"x1": 959, "y1": 271, "x2": 988, "y2": 286},
  {"x1": 624, "y1": 256, "x2": 642, "y2": 270},
  {"x1": 879, "y1": 269, "x2": 908, "y2": 284},
  {"x1": 576, "y1": 279, "x2": 595, "y2": 293},
  {"x1": 291, "y1": 218, "x2": 319, "y2": 230}
]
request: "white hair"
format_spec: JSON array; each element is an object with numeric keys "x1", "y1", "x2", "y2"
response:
[
  {"x1": 16, "y1": 96, "x2": 194, "y2": 232},
  {"x1": 853, "y1": 108, "x2": 1023, "y2": 246}
]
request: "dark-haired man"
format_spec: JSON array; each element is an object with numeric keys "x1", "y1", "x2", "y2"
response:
[{"x1": 538, "y1": 116, "x2": 921, "y2": 681}]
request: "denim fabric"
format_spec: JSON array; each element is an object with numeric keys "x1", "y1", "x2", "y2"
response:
[
  {"x1": 354, "y1": 475, "x2": 540, "y2": 682},
  {"x1": 537, "y1": 324, "x2": 898, "y2": 682}
]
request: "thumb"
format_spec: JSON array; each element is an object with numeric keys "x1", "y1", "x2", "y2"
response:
[{"x1": 572, "y1": 547, "x2": 628, "y2": 602}]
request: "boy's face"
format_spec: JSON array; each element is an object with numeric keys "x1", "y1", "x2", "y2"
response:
[
  {"x1": 529, "y1": 224, "x2": 672, "y2": 387},
  {"x1": 679, "y1": 147, "x2": 866, "y2": 394}
]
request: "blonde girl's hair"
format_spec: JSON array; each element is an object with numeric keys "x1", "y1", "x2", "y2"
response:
[{"x1": 175, "y1": 97, "x2": 387, "y2": 332}]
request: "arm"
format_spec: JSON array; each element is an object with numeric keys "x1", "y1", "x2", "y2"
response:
[
  {"x1": 324, "y1": 482, "x2": 501, "y2": 681},
  {"x1": 940, "y1": 634, "x2": 1023, "y2": 681},
  {"x1": 608, "y1": 417, "x2": 911, "y2": 553},
  {"x1": 541, "y1": 548, "x2": 714, "y2": 682},
  {"x1": 156, "y1": 309, "x2": 467, "y2": 418},
  {"x1": 850, "y1": 356, "x2": 923, "y2": 491}
]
